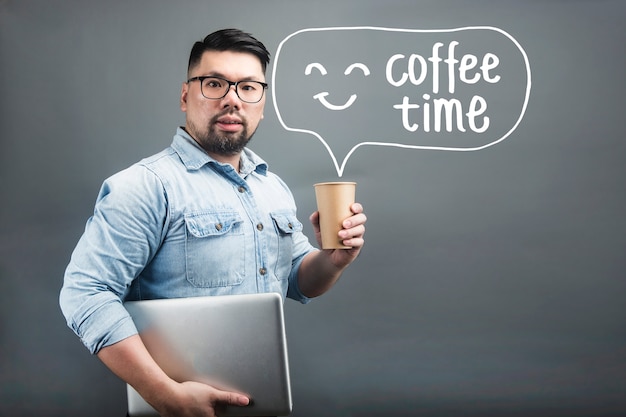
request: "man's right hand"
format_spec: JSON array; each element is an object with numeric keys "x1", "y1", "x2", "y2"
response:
[
  {"x1": 96, "y1": 335, "x2": 249, "y2": 417},
  {"x1": 156, "y1": 380, "x2": 250, "y2": 417}
]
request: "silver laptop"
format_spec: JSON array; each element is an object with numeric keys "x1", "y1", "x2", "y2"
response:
[{"x1": 124, "y1": 293, "x2": 292, "y2": 416}]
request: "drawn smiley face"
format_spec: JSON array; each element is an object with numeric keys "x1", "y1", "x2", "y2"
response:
[{"x1": 305, "y1": 62, "x2": 371, "y2": 110}]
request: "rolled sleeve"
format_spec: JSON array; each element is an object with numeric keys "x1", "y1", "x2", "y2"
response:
[
  {"x1": 286, "y1": 230, "x2": 317, "y2": 304},
  {"x1": 61, "y1": 291, "x2": 138, "y2": 354},
  {"x1": 59, "y1": 165, "x2": 168, "y2": 354}
]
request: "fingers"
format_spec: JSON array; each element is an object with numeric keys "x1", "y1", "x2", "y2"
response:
[
  {"x1": 309, "y1": 203, "x2": 366, "y2": 228},
  {"x1": 309, "y1": 210, "x2": 320, "y2": 226},
  {"x1": 309, "y1": 202, "x2": 366, "y2": 249},
  {"x1": 342, "y1": 213, "x2": 367, "y2": 230},
  {"x1": 350, "y1": 202, "x2": 364, "y2": 214},
  {"x1": 215, "y1": 389, "x2": 250, "y2": 407},
  {"x1": 340, "y1": 204, "x2": 366, "y2": 248},
  {"x1": 339, "y1": 224, "x2": 365, "y2": 246}
]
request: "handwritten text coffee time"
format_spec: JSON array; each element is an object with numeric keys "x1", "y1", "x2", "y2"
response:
[{"x1": 387, "y1": 40, "x2": 500, "y2": 134}]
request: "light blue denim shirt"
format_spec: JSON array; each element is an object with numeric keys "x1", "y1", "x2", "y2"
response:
[{"x1": 60, "y1": 128, "x2": 316, "y2": 354}]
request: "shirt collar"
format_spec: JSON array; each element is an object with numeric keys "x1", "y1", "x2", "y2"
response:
[{"x1": 172, "y1": 127, "x2": 268, "y2": 176}]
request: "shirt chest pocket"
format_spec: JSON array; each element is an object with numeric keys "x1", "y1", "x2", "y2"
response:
[{"x1": 184, "y1": 211, "x2": 246, "y2": 288}]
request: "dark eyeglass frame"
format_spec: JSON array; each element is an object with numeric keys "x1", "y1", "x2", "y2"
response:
[{"x1": 186, "y1": 75, "x2": 268, "y2": 103}]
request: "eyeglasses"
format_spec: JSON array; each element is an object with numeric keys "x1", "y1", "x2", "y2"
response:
[{"x1": 186, "y1": 76, "x2": 268, "y2": 103}]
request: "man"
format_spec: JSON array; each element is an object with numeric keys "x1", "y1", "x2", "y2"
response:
[{"x1": 59, "y1": 28, "x2": 366, "y2": 416}]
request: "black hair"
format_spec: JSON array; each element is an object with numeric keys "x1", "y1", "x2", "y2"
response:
[{"x1": 187, "y1": 28, "x2": 271, "y2": 76}]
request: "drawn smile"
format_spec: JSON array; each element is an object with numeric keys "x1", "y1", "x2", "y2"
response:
[{"x1": 313, "y1": 92, "x2": 358, "y2": 110}]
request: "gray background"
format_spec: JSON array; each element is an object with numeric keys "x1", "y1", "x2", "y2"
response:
[{"x1": 1, "y1": 1, "x2": 624, "y2": 416}]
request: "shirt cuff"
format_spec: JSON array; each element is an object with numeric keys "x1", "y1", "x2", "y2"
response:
[
  {"x1": 74, "y1": 295, "x2": 138, "y2": 354},
  {"x1": 286, "y1": 251, "x2": 314, "y2": 304}
]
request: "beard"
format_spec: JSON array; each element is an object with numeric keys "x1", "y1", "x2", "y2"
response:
[{"x1": 188, "y1": 110, "x2": 256, "y2": 156}]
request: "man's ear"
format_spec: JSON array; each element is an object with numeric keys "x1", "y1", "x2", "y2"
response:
[{"x1": 180, "y1": 82, "x2": 189, "y2": 112}]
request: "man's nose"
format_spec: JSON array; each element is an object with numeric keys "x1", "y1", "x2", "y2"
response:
[{"x1": 221, "y1": 85, "x2": 242, "y2": 108}]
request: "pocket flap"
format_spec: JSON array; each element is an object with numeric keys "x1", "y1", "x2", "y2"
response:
[
  {"x1": 185, "y1": 211, "x2": 242, "y2": 238},
  {"x1": 271, "y1": 212, "x2": 303, "y2": 234}
]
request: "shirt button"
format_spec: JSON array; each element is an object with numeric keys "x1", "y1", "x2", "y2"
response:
[
  {"x1": 259, "y1": 267, "x2": 267, "y2": 276},
  {"x1": 288, "y1": 222, "x2": 293, "y2": 229},
  {"x1": 238, "y1": 186, "x2": 246, "y2": 193},
  {"x1": 257, "y1": 223, "x2": 264, "y2": 231},
  {"x1": 215, "y1": 223, "x2": 223, "y2": 231}
]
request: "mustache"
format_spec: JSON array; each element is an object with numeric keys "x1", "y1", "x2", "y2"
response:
[{"x1": 210, "y1": 109, "x2": 246, "y2": 125}]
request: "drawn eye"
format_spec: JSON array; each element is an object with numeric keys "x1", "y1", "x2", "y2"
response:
[
  {"x1": 344, "y1": 63, "x2": 370, "y2": 76},
  {"x1": 305, "y1": 62, "x2": 328, "y2": 75}
]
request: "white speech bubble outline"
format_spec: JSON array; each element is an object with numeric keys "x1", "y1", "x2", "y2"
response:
[{"x1": 271, "y1": 26, "x2": 532, "y2": 177}]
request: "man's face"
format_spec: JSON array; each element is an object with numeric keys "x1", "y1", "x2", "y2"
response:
[{"x1": 180, "y1": 50, "x2": 266, "y2": 157}]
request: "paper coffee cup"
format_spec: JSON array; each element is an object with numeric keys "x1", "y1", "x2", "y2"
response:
[{"x1": 314, "y1": 182, "x2": 356, "y2": 249}]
